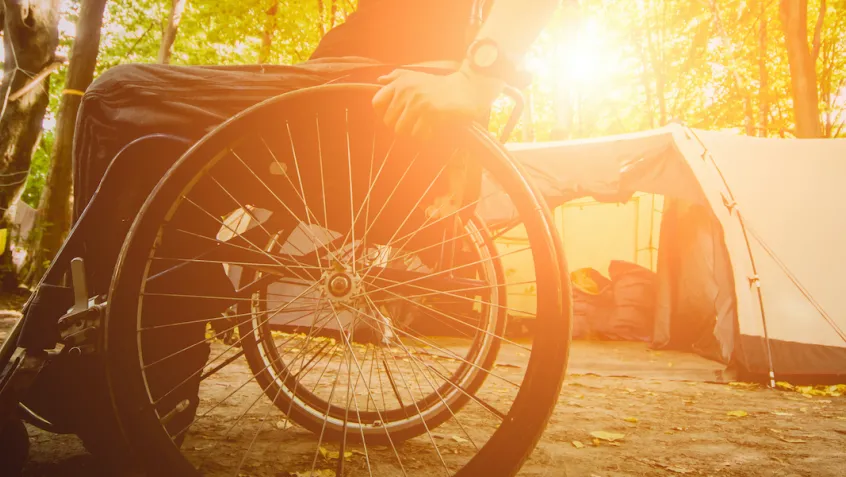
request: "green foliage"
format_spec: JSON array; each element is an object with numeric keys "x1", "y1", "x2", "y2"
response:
[
  {"x1": 20, "y1": 130, "x2": 53, "y2": 207},
  {"x1": 28, "y1": 0, "x2": 846, "y2": 152}
]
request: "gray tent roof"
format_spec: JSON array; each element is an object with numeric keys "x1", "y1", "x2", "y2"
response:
[{"x1": 498, "y1": 124, "x2": 846, "y2": 379}]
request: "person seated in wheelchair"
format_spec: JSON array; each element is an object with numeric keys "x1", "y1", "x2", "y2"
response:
[
  {"x1": 70, "y1": 0, "x2": 559, "y2": 344},
  {"x1": 0, "y1": 0, "x2": 564, "y2": 475}
]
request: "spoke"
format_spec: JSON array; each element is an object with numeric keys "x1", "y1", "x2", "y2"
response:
[
  {"x1": 138, "y1": 304, "x2": 294, "y2": 332},
  {"x1": 357, "y1": 300, "x2": 508, "y2": 423},
  {"x1": 180, "y1": 195, "x2": 314, "y2": 285},
  {"x1": 141, "y1": 283, "x2": 319, "y2": 372},
  {"x1": 355, "y1": 304, "x2": 451, "y2": 476},
  {"x1": 234, "y1": 297, "x2": 333, "y2": 476},
  {"x1": 315, "y1": 114, "x2": 329, "y2": 241},
  {"x1": 151, "y1": 255, "x2": 321, "y2": 270},
  {"x1": 345, "y1": 344, "x2": 374, "y2": 476},
  {"x1": 175, "y1": 303, "x2": 338, "y2": 444},
  {"x1": 338, "y1": 302, "x2": 521, "y2": 389},
  {"x1": 307, "y1": 319, "x2": 348, "y2": 477},
  {"x1": 344, "y1": 108, "x2": 357, "y2": 275},
  {"x1": 359, "y1": 151, "x2": 421, "y2": 243},
  {"x1": 358, "y1": 159, "x2": 451, "y2": 283},
  {"x1": 140, "y1": 291, "x2": 302, "y2": 303},
  {"x1": 325, "y1": 303, "x2": 408, "y2": 476},
  {"x1": 362, "y1": 245, "x2": 533, "y2": 297},
  {"x1": 228, "y1": 148, "x2": 341, "y2": 264},
  {"x1": 280, "y1": 125, "x2": 324, "y2": 269},
  {"x1": 362, "y1": 297, "x2": 480, "y2": 451},
  {"x1": 364, "y1": 190, "x2": 499, "y2": 274},
  {"x1": 339, "y1": 137, "x2": 396, "y2": 266},
  {"x1": 364, "y1": 221, "x2": 485, "y2": 278},
  {"x1": 148, "y1": 293, "x2": 322, "y2": 407},
  {"x1": 371, "y1": 272, "x2": 537, "y2": 320},
  {"x1": 199, "y1": 348, "x2": 245, "y2": 382},
  {"x1": 378, "y1": 286, "x2": 531, "y2": 353},
  {"x1": 205, "y1": 172, "x2": 326, "y2": 291},
  {"x1": 368, "y1": 279, "x2": 534, "y2": 304}
]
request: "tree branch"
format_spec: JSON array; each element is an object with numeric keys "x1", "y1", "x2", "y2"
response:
[{"x1": 8, "y1": 55, "x2": 66, "y2": 101}]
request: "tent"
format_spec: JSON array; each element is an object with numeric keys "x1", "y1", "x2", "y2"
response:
[{"x1": 494, "y1": 124, "x2": 846, "y2": 383}]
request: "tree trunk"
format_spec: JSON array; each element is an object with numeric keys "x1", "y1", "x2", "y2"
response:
[
  {"x1": 758, "y1": 0, "x2": 769, "y2": 137},
  {"x1": 258, "y1": 0, "x2": 279, "y2": 64},
  {"x1": 779, "y1": 0, "x2": 822, "y2": 137},
  {"x1": 316, "y1": 0, "x2": 325, "y2": 37},
  {"x1": 158, "y1": 0, "x2": 187, "y2": 64},
  {"x1": 24, "y1": 0, "x2": 107, "y2": 284},
  {"x1": 0, "y1": 0, "x2": 60, "y2": 291}
]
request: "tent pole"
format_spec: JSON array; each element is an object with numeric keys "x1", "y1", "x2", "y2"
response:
[
  {"x1": 685, "y1": 127, "x2": 777, "y2": 388},
  {"x1": 649, "y1": 194, "x2": 655, "y2": 270},
  {"x1": 633, "y1": 195, "x2": 640, "y2": 266}
]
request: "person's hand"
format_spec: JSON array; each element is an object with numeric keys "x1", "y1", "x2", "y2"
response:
[{"x1": 372, "y1": 68, "x2": 504, "y2": 142}]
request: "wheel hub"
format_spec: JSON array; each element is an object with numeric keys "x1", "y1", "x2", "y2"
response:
[{"x1": 323, "y1": 270, "x2": 359, "y2": 302}]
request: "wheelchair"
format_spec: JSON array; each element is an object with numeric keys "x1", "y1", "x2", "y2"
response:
[{"x1": 0, "y1": 67, "x2": 571, "y2": 476}]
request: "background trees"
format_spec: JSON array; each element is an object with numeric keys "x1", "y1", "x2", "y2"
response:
[{"x1": 0, "y1": 0, "x2": 842, "y2": 284}]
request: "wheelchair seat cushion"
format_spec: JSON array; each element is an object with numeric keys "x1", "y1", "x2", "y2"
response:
[{"x1": 72, "y1": 57, "x2": 381, "y2": 220}]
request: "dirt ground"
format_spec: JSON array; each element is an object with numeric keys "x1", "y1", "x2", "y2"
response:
[{"x1": 2, "y1": 297, "x2": 845, "y2": 477}]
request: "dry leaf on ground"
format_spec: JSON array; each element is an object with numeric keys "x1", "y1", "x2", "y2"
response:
[
  {"x1": 590, "y1": 431, "x2": 626, "y2": 442},
  {"x1": 291, "y1": 470, "x2": 336, "y2": 477},
  {"x1": 572, "y1": 440, "x2": 585, "y2": 449},
  {"x1": 726, "y1": 410, "x2": 748, "y2": 417}
]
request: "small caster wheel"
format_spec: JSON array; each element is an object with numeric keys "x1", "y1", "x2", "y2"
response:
[{"x1": 0, "y1": 418, "x2": 29, "y2": 476}]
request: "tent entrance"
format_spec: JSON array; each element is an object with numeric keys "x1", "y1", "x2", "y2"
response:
[{"x1": 532, "y1": 192, "x2": 739, "y2": 374}]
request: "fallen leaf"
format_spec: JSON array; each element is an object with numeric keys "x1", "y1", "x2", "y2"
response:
[
  {"x1": 290, "y1": 470, "x2": 336, "y2": 477},
  {"x1": 451, "y1": 435, "x2": 469, "y2": 444},
  {"x1": 729, "y1": 382, "x2": 758, "y2": 388},
  {"x1": 726, "y1": 410, "x2": 748, "y2": 418},
  {"x1": 771, "y1": 411, "x2": 793, "y2": 416},
  {"x1": 777, "y1": 436, "x2": 806, "y2": 444},
  {"x1": 572, "y1": 440, "x2": 585, "y2": 449},
  {"x1": 590, "y1": 431, "x2": 626, "y2": 442},
  {"x1": 623, "y1": 417, "x2": 639, "y2": 423},
  {"x1": 319, "y1": 446, "x2": 352, "y2": 460}
]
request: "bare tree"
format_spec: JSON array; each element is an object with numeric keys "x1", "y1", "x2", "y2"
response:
[
  {"x1": 779, "y1": 0, "x2": 822, "y2": 137},
  {"x1": 0, "y1": 0, "x2": 60, "y2": 290},
  {"x1": 158, "y1": 0, "x2": 187, "y2": 64},
  {"x1": 24, "y1": 0, "x2": 107, "y2": 284}
]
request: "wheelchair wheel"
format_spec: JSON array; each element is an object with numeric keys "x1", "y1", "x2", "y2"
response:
[{"x1": 105, "y1": 84, "x2": 571, "y2": 477}]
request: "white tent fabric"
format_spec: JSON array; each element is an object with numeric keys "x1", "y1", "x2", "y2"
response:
[{"x1": 502, "y1": 124, "x2": 846, "y2": 380}]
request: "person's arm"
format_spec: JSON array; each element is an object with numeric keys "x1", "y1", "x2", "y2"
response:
[
  {"x1": 461, "y1": 0, "x2": 564, "y2": 97},
  {"x1": 373, "y1": 0, "x2": 563, "y2": 140}
]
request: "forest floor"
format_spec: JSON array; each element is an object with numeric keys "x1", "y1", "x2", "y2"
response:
[{"x1": 2, "y1": 294, "x2": 845, "y2": 477}]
